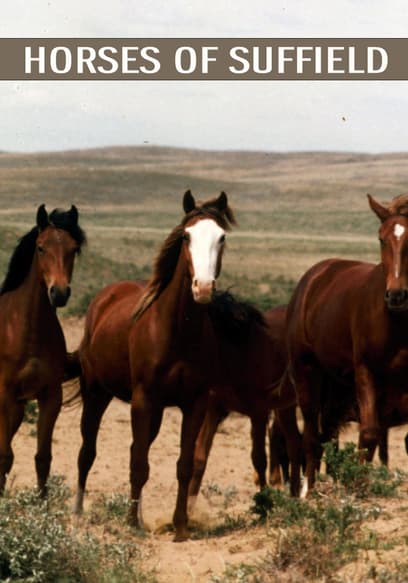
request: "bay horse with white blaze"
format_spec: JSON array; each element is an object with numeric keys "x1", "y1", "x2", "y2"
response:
[
  {"x1": 73, "y1": 191, "x2": 235, "y2": 541},
  {"x1": 0, "y1": 204, "x2": 85, "y2": 494},
  {"x1": 286, "y1": 193, "x2": 408, "y2": 495}
]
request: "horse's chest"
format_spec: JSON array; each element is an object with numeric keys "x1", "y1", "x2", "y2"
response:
[{"x1": 16, "y1": 357, "x2": 58, "y2": 399}]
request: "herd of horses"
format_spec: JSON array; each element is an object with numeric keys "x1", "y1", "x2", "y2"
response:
[{"x1": 1, "y1": 190, "x2": 408, "y2": 541}]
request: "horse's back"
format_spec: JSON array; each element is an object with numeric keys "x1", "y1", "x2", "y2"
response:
[
  {"x1": 80, "y1": 280, "x2": 145, "y2": 398},
  {"x1": 216, "y1": 304, "x2": 289, "y2": 413}
]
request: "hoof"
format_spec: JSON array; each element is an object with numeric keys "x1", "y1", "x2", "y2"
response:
[{"x1": 173, "y1": 527, "x2": 190, "y2": 542}]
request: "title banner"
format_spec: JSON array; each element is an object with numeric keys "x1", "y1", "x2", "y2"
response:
[{"x1": 1, "y1": 38, "x2": 407, "y2": 80}]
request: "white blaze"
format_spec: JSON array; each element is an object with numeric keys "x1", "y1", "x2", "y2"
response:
[
  {"x1": 394, "y1": 223, "x2": 405, "y2": 240},
  {"x1": 186, "y1": 219, "x2": 225, "y2": 284},
  {"x1": 393, "y1": 223, "x2": 405, "y2": 278}
]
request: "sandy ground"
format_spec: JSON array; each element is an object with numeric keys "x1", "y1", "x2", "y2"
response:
[{"x1": 8, "y1": 317, "x2": 408, "y2": 583}]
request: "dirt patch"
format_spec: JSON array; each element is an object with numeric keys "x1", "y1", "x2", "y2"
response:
[{"x1": 8, "y1": 317, "x2": 408, "y2": 583}]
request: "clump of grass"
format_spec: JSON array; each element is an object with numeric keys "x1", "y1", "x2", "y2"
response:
[
  {"x1": 209, "y1": 562, "x2": 257, "y2": 583},
  {"x1": 250, "y1": 486, "x2": 380, "y2": 579},
  {"x1": 23, "y1": 400, "x2": 38, "y2": 425},
  {"x1": 89, "y1": 492, "x2": 131, "y2": 524},
  {"x1": 367, "y1": 562, "x2": 408, "y2": 583},
  {"x1": 201, "y1": 481, "x2": 239, "y2": 509},
  {"x1": 251, "y1": 487, "x2": 308, "y2": 525},
  {"x1": 0, "y1": 476, "x2": 155, "y2": 582},
  {"x1": 323, "y1": 441, "x2": 403, "y2": 497}
]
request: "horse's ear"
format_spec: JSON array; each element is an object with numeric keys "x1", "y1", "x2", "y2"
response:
[
  {"x1": 69, "y1": 204, "x2": 79, "y2": 224},
  {"x1": 215, "y1": 191, "x2": 228, "y2": 211},
  {"x1": 183, "y1": 190, "x2": 196, "y2": 214},
  {"x1": 36, "y1": 204, "x2": 49, "y2": 230},
  {"x1": 367, "y1": 194, "x2": 390, "y2": 222}
]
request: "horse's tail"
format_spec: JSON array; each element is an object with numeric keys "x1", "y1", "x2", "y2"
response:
[{"x1": 62, "y1": 350, "x2": 83, "y2": 406}]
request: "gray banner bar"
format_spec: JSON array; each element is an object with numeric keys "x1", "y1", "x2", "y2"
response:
[{"x1": 1, "y1": 38, "x2": 407, "y2": 80}]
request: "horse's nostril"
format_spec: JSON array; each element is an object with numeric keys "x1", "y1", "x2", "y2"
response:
[{"x1": 385, "y1": 288, "x2": 408, "y2": 306}]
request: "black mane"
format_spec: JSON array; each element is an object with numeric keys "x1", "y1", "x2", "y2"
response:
[
  {"x1": 0, "y1": 207, "x2": 86, "y2": 295},
  {"x1": 208, "y1": 290, "x2": 266, "y2": 344}
]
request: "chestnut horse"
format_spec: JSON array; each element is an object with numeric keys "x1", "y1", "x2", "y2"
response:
[
  {"x1": 0, "y1": 204, "x2": 85, "y2": 494},
  {"x1": 73, "y1": 191, "x2": 235, "y2": 541},
  {"x1": 188, "y1": 302, "x2": 301, "y2": 510},
  {"x1": 286, "y1": 193, "x2": 408, "y2": 495}
]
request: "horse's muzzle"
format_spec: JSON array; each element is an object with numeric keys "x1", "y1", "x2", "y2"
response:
[
  {"x1": 384, "y1": 288, "x2": 408, "y2": 311},
  {"x1": 49, "y1": 285, "x2": 71, "y2": 308},
  {"x1": 192, "y1": 279, "x2": 215, "y2": 304}
]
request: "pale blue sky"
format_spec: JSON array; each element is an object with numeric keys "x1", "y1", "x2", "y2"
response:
[{"x1": 1, "y1": 1, "x2": 408, "y2": 152}]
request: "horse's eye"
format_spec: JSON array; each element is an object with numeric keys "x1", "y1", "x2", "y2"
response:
[
  {"x1": 182, "y1": 233, "x2": 190, "y2": 242},
  {"x1": 379, "y1": 238, "x2": 385, "y2": 248},
  {"x1": 219, "y1": 234, "x2": 226, "y2": 244},
  {"x1": 37, "y1": 245, "x2": 45, "y2": 254}
]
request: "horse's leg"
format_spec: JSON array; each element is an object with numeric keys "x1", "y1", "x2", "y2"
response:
[
  {"x1": 250, "y1": 414, "x2": 268, "y2": 490},
  {"x1": 35, "y1": 388, "x2": 62, "y2": 496},
  {"x1": 378, "y1": 424, "x2": 388, "y2": 466},
  {"x1": 188, "y1": 403, "x2": 227, "y2": 513},
  {"x1": 293, "y1": 361, "x2": 322, "y2": 497},
  {"x1": 128, "y1": 387, "x2": 155, "y2": 529},
  {"x1": 355, "y1": 364, "x2": 379, "y2": 462},
  {"x1": 74, "y1": 384, "x2": 112, "y2": 514},
  {"x1": 173, "y1": 391, "x2": 209, "y2": 542},
  {"x1": 0, "y1": 393, "x2": 24, "y2": 494},
  {"x1": 275, "y1": 405, "x2": 303, "y2": 497},
  {"x1": 268, "y1": 416, "x2": 286, "y2": 487}
]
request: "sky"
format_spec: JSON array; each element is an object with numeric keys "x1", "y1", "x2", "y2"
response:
[{"x1": 1, "y1": 1, "x2": 408, "y2": 153}]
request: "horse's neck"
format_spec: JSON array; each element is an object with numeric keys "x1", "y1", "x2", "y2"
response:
[
  {"x1": 18, "y1": 257, "x2": 57, "y2": 340},
  {"x1": 157, "y1": 252, "x2": 207, "y2": 337}
]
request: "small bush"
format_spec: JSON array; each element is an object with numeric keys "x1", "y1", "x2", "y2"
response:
[
  {"x1": 251, "y1": 487, "x2": 309, "y2": 525},
  {"x1": 250, "y1": 486, "x2": 377, "y2": 579},
  {"x1": 323, "y1": 441, "x2": 402, "y2": 497},
  {"x1": 0, "y1": 476, "x2": 155, "y2": 582}
]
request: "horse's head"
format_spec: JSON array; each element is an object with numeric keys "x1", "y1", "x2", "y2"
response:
[
  {"x1": 36, "y1": 204, "x2": 85, "y2": 308},
  {"x1": 181, "y1": 190, "x2": 235, "y2": 304},
  {"x1": 368, "y1": 193, "x2": 408, "y2": 311}
]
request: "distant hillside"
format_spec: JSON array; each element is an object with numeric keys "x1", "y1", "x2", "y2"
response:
[{"x1": 0, "y1": 146, "x2": 408, "y2": 214}]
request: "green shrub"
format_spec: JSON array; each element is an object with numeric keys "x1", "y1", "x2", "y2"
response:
[
  {"x1": 323, "y1": 441, "x2": 402, "y2": 497},
  {"x1": 0, "y1": 476, "x2": 155, "y2": 582},
  {"x1": 251, "y1": 487, "x2": 309, "y2": 525}
]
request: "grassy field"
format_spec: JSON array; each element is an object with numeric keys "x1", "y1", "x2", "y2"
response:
[{"x1": 1, "y1": 145, "x2": 408, "y2": 313}]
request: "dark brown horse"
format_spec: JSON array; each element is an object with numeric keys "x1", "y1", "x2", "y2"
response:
[
  {"x1": 0, "y1": 205, "x2": 85, "y2": 494},
  {"x1": 73, "y1": 191, "x2": 235, "y2": 541},
  {"x1": 319, "y1": 376, "x2": 408, "y2": 467},
  {"x1": 187, "y1": 302, "x2": 301, "y2": 510},
  {"x1": 285, "y1": 193, "x2": 408, "y2": 495}
]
